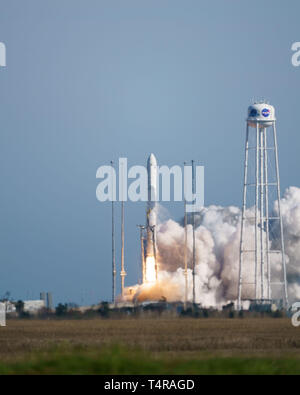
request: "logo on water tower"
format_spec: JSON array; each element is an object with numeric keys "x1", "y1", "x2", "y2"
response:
[{"x1": 262, "y1": 108, "x2": 270, "y2": 117}]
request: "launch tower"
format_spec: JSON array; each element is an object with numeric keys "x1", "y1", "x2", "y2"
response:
[{"x1": 237, "y1": 102, "x2": 288, "y2": 309}]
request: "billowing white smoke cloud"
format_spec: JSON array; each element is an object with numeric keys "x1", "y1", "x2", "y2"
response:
[
  {"x1": 124, "y1": 187, "x2": 300, "y2": 307},
  {"x1": 275, "y1": 187, "x2": 300, "y2": 301}
]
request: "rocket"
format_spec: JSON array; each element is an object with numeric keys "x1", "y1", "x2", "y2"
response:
[{"x1": 144, "y1": 153, "x2": 158, "y2": 282}]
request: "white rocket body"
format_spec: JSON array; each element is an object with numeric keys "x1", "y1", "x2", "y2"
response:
[{"x1": 146, "y1": 153, "x2": 157, "y2": 259}]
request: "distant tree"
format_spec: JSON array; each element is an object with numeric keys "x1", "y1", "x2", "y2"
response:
[
  {"x1": 15, "y1": 300, "x2": 30, "y2": 319},
  {"x1": 272, "y1": 309, "x2": 284, "y2": 318},
  {"x1": 229, "y1": 311, "x2": 235, "y2": 319},
  {"x1": 55, "y1": 303, "x2": 68, "y2": 316},
  {"x1": 98, "y1": 302, "x2": 109, "y2": 318},
  {"x1": 15, "y1": 300, "x2": 24, "y2": 314}
]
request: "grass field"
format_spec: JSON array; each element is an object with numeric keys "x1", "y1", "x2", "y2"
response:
[{"x1": 0, "y1": 317, "x2": 300, "y2": 374}]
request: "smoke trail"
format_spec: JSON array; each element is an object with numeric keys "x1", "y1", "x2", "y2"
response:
[{"x1": 123, "y1": 187, "x2": 300, "y2": 307}]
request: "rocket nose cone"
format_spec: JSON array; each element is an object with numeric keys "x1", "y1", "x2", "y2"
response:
[{"x1": 147, "y1": 153, "x2": 157, "y2": 166}]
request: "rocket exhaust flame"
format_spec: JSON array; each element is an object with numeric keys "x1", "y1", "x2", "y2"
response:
[{"x1": 145, "y1": 256, "x2": 156, "y2": 283}]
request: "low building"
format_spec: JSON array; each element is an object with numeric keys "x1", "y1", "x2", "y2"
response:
[{"x1": 23, "y1": 300, "x2": 45, "y2": 314}]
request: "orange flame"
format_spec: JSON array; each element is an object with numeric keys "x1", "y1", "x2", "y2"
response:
[{"x1": 145, "y1": 256, "x2": 156, "y2": 283}]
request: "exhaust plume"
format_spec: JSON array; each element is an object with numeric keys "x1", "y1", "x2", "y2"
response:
[{"x1": 123, "y1": 187, "x2": 300, "y2": 307}]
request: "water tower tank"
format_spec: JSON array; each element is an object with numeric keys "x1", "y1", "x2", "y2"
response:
[{"x1": 247, "y1": 103, "x2": 275, "y2": 128}]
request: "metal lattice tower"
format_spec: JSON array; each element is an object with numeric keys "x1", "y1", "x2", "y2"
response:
[
  {"x1": 120, "y1": 160, "x2": 126, "y2": 299},
  {"x1": 191, "y1": 160, "x2": 196, "y2": 305},
  {"x1": 237, "y1": 102, "x2": 288, "y2": 310},
  {"x1": 111, "y1": 161, "x2": 116, "y2": 306}
]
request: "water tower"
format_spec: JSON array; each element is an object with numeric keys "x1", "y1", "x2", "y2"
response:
[{"x1": 237, "y1": 102, "x2": 288, "y2": 309}]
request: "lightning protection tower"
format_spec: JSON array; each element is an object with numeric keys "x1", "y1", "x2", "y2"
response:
[{"x1": 237, "y1": 102, "x2": 288, "y2": 309}]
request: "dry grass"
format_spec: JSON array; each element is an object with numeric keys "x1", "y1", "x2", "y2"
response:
[{"x1": 1, "y1": 317, "x2": 300, "y2": 361}]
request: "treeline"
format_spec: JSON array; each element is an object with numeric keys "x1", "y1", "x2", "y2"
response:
[{"x1": 6, "y1": 301, "x2": 288, "y2": 320}]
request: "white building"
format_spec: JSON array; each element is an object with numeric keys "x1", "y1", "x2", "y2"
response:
[{"x1": 23, "y1": 300, "x2": 45, "y2": 314}]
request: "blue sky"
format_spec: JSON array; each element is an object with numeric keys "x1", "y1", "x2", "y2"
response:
[{"x1": 0, "y1": 0, "x2": 299, "y2": 305}]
